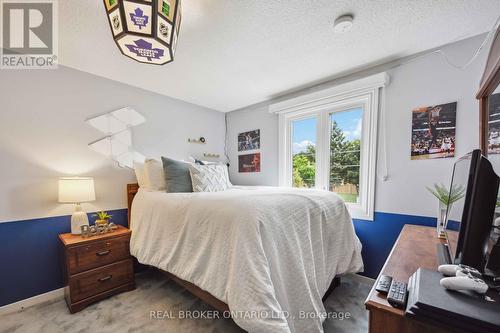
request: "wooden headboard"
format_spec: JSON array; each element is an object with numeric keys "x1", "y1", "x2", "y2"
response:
[{"x1": 127, "y1": 183, "x2": 139, "y2": 228}]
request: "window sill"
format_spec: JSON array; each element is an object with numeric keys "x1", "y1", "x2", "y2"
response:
[{"x1": 346, "y1": 203, "x2": 374, "y2": 221}]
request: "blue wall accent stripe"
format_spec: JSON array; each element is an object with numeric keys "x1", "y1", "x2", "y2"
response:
[
  {"x1": 0, "y1": 209, "x2": 445, "y2": 307},
  {"x1": 354, "y1": 212, "x2": 457, "y2": 279},
  {"x1": 0, "y1": 209, "x2": 128, "y2": 307}
]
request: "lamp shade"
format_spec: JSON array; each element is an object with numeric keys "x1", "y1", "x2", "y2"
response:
[
  {"x1": 103, "y1": 0, "x2": 182, "y2": 65},
  {"x1": 58, "y1": 177, "x2": 96, "y2": 204}
]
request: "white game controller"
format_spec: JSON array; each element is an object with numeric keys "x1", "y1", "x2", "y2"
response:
[
  {"x1": 438, "y1": 264, "x2": 482, "y2": 278},
  {"x1": 440, "y1": 275, "x2": 489, "y2": 294},
  {"x1": 456, "y1": 266, "x2": 483, "y2": 278}
]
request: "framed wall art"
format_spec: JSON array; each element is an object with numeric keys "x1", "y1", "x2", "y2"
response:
[
  {"x1": 238, "y1": 153, "x2": 261, "y2": 173},
  {"x1": 238, "y1": 129, "x2": 260, "y2": 152},
  {"x1": 410, "y1": 102, "x2": 457, "y2": 160}
]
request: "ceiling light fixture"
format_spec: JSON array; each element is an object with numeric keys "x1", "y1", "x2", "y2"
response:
[
  {"x1": 334, "y1": 14, "x2": 354, "y2": 34},
  {"x1": 102, "y1": 0, "x2": 182, "y2": 65}
]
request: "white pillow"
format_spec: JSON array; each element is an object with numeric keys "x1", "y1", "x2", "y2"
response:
[
  {"x1": 144, "y1": 159, "x2": 166, "y2": 191},
  {"x1": 189, "y1": 164, "x2": 232, "y2": 192},
  {"x1": 133, "y1": 162, "x2": 148, "y2": 189}
]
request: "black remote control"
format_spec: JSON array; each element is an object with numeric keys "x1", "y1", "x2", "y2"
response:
[
  {"x1": 387, "y1": 280, "x2": 408, "y2": 309},
  {"x1": 375, "y1": 275, "x2": 393, "y2": 294}
]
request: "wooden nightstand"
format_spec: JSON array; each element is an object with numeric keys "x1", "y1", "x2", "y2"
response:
[{"x1": 59, "y1": 225, "x2": 135, "y2": 313}]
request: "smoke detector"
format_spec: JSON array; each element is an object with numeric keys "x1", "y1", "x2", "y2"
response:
[{"x1": 334, "y1": 14, "x2": 354, "y2": 33}]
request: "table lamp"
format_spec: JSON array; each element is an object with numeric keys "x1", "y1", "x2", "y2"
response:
[{"x1": 58, "y1": 177, "x2": 96, "y2": 235}]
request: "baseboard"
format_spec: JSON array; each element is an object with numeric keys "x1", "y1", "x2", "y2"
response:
[
  {"x1": 347, "y1": 273, "x2": 375, "y2": 286},
  {"x1": 0, "y1": 288, "x2": 64, "y2": 316}
]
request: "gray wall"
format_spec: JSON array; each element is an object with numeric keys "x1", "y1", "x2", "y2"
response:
[
  {"x1": 227, "y1": 105, "x2": 279, "y2": 186},
  {"x1": 0, "y1": 66, "x2": 225, "y2": 223},
  {"x1": 227, "y1": 34, "x2": 495, "y2": 218}
]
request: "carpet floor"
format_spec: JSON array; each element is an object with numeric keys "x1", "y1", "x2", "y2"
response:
[{"x1": 0, "y1": 270, "x2": 372, "y2": 333}]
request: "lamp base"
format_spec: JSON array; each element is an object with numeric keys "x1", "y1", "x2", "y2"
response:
[{"x1": 71, "y1": 204, "x2": 90, "y2": 235}]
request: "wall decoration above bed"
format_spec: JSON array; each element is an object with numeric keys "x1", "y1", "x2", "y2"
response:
[
  {"x1": 87, "y1": 107, "x2": 145, "y2": 168},
  {"x1": 203, "y1": 153, "x2": 220, "y2": 158},
  {"x1": 410, "y1": 102, "x2": 457, "y2": 160},
  {"x1": 188, "y1": 136, "x2": 206, "y2": 144},
  {"x1": 238, "y1": 129, "x2": 260, "y2": 151},
  {"x1": 238, "y1": 153, "x2": 260, "y2": 173}
]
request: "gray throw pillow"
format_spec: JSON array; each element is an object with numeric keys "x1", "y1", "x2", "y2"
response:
[{"x1": 161, "y1": 157, "x2": 193, "y2": 193}]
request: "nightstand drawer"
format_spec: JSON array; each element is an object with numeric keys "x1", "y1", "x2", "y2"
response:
[
  {"x1": 67, "y1": 236, "x2": 130, "y2": 274},
  {"x1": 69, "y1": 259, "x2": 133, "y2": 303}
]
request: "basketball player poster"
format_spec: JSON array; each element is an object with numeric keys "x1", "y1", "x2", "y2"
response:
[
  {"x1": 488, "y1": 93, "x2": 500, "y2": 154},
  {"x1": 410, "y1": 102, "x2": 457, "y2": 160},
  {"x1": 238, "y1": 129, "x2": 260, "y2": 151}
]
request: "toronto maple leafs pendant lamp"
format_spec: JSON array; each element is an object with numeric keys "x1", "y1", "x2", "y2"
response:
[{"x1": 103, "y1": 0, "x2": 181, "y2": 65}]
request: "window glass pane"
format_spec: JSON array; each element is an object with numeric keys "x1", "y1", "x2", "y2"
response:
[
  {"x1": 330, "y1": 108, "x2": 363, "y2": 203},
  {"x1": 292, "y1": 117, "x2": 316, "y2": 188}
]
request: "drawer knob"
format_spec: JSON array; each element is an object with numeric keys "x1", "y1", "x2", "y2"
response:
[
  {"x1": 98, "y1": 275, "x2": 112, "y2": 282},
  {"x1": 96, "y1": 250, "x2": 111, "y2": 256}
]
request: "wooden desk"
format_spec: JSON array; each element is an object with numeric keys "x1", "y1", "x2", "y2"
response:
[{"x1": 365, "y1": 225, "x2": 457, "y2": 333}]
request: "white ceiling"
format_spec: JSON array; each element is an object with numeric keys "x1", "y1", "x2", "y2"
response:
[{"x1": 59, "y1": 1, "x2": 500, "y2": 112}]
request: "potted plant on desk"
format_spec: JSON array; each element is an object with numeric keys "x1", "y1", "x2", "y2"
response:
[{"x1": 426, "y1": 184, "x2": 465, "y2": 239}]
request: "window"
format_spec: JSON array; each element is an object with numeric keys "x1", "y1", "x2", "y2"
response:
[
  {"x1": 292, "y1": 117, "x2": 317, "y2": 188},
  {"x1": 329, "y1": 108, "x2": 363, "y2": 203},
  {"x1": 274, "y1": 73, "x2": 388, "y2": 220}
]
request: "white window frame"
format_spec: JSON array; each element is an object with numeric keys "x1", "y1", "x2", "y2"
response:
[{"x1": 272, "y1": 73, "x2": 389, "y2": 220}]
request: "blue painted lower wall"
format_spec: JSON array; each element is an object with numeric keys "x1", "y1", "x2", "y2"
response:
[
  {"x1": 354, "y1": 212, "x2": 459, "y2": 279},
  {"x1": 0, "y1": 209, "x2": 445, "y2": 307},
  {"x1": 0, "y1": 209, "x2": 128, "y2": 307}
]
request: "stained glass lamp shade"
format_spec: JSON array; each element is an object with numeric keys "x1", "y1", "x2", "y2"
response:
[{"x1": 103, "y1": 0, "x2": 182, "y2": 65}]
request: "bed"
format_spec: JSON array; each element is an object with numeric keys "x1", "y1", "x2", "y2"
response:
[{"x1": 127, "y1": 183, "x2": 363, "y2": 333}]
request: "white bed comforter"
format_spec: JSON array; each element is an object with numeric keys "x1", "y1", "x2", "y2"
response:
[{"x1": 130, "y1": 186, "x2": 363, "y2": 333}]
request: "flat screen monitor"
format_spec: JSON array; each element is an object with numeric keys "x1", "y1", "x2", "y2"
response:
[{"x1": 445, "y1": 150, "x2": 499, "y2": 270}]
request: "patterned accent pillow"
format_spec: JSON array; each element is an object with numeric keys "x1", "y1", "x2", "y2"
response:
[{"x1": 189, "y1": 164, "x2": 232, "y2": 192}]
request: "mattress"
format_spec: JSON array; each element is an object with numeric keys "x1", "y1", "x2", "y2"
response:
[{"x1": 130, "y1": 186, "x2": 363, "y2": 333}]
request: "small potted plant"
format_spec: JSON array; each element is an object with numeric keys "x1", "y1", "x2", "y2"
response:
[
  {"x1": 94, "y1": 211, "x2": 112, "y2": 227},
  {"x1": 426, "y1": 183, "x2": 465, "y2": 239}
]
